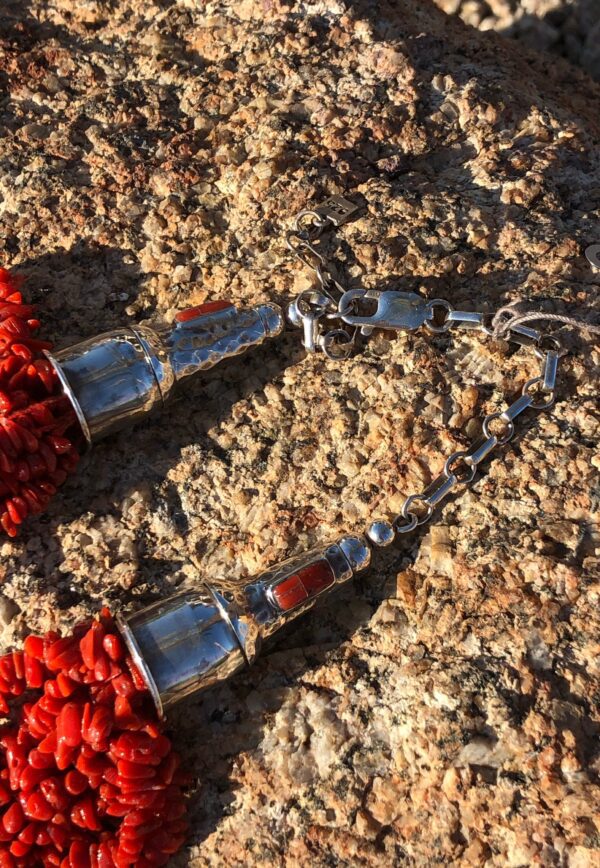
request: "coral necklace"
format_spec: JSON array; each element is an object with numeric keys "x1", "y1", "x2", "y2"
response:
[{"x1": 0, "y1": 197, "x2": 596, "y2": 866}]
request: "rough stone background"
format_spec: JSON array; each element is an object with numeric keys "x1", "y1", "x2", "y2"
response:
[
  {"x1": 0, "y1": 0, "x2": 599, "y2": 865},
  {"x1": 436, "y1": 0, "x2": 600, "y2": 82}
]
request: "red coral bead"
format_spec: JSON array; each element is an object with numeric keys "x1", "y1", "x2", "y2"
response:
[
  {"x1": 79, "y1": 623, "x2": 104, "y2": 671},
  {"x1": 272, "y1": 560, "x2": 335, "y2": 611},
  {"x1": 174, "y1": 300, "x2": 234, "y2": 322},
  {"x1": 87, "y1": 707, "x2": 113, "y2": 749},
  {"x1": 56, "y1": 672, "x2": 77, "y2": 697},
  {"x1": 2, "y1": 803, "x2": 24, "y2": 835},
  {"x1": 71, "y1": 794, "x2": 101, "y2": 831},
  {"x1": 102, "y1": 633, "x2": 124, "y2": 663},
  {"x1": 24, "y1": 791, "x2": 53, "y2": 822},
  {"x1": 64, "y1": 769, "x2": 87, "y2": 796},
  {"x1": 24, "y1": 655, "x2": 44, "y2": 688},
  {"x1": 40, "y1": 777, "x2": 70, "y2": 811},
  {"x1": 68, "y1": 839, "x2": 92, "y2": 867},
  {"x1": 0, "y1": 611, "x2": 188, "y2": 862},
  {"x1": 57, "y1": 703, "x2": 83, "y2": 749}
]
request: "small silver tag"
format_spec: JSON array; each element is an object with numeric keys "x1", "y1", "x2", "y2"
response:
[{"x1": 315, "y1": 195, "x2": 360, "y2": 227}]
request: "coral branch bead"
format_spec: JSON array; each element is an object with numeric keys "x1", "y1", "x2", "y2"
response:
[
  {"x1": 0, "y1": 611, "x2": 188, "y2": 865},
  {"x1": 0, "y1": 268, "x2": 82, "y2": 537}
]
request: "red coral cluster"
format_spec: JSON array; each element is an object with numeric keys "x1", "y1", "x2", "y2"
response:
[
  {"x1": 0, "y1": 268, "x2": 81, "y2": 537},
  {"x1": 0, "y1": 610, "x2": 188, "y2": 866}
]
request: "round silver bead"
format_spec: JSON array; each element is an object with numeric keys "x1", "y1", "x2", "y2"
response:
[
  {"x1": 338, "y1": 535, "x2": 371, "y2": 573},
  {"x1": 366, "y1": 520, "x2": 395, "y2": 548}
]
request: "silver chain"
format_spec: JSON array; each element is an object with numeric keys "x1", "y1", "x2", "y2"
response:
[
  {"x1": 286, "y1": 198, "x2": 359, "y2": 358},
  {"x1": 287, "y1": 197, "x2": 570, "y2": 549},
  {"x1": 366, "y1": 337, "x2": 564, "y2": 546}
]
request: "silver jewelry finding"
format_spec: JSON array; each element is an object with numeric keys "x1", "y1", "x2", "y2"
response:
[
  {"x1": 585, "y1": 243, "x2": 600, "y2": 273},
  {"x1": 366, "y1": 520, "x2": 395, "y2": 548},
  {"x1": 116, "y1": 197, "x2": 583, "y2": 721}
]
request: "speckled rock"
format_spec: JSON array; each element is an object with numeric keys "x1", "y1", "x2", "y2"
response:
[
  {"x1": 436, "y1": 0, "x2": 600, "y2": 81},
  {"x1": 0, "y1": 1, "x2": 599, "y2": 866}
]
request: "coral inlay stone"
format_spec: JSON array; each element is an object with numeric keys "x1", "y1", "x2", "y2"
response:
[
  {"x1": 272, "y1": 560, "x2": 335, "y2": 611},
  {"x1": 175, "y1": 301, "x2": 234, "y2": 322}
]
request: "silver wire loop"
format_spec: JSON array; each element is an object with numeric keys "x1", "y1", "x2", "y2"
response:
[
  {"x1": 393, "y1": 512, "x2": 419, "y2": 534},
  {"x1": 293, "y1": 210, "x2": 327, "y2": 240},
  {"x1": 401, "y1": 494, "x2": 434, "y2": 526},
  {"x1": 320, "y1": 329, "x2": 355, "y2": 360}
]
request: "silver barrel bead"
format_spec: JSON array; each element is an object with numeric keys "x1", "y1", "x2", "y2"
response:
[
  {"x1": 119, "y1": 535, "x2": 371, "y2": 717},
  {"x1": 47, "y1": 301, "x2": 284, "y2": 445}
]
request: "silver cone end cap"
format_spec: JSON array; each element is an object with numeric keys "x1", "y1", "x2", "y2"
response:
[{"x1": 118, "y1": 587, "x2": 248, "y2": 717}]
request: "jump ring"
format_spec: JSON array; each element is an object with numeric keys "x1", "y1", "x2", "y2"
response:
[
  {"x1": 401, "y1": 494, "x2": 434, "y2": 526},
  {"x1": 393, "y1": 512, "x2": 419, "y2": 534},
  {"x1": 338, "y1": 289, "x2": 366, "y2": 319},
  {"x1": 521, "y1": 376, "x2": 556, "y2": 410},
  {"x1": 293, "y1": 210, "x2": 327, "y2": 239},
  {"x1": 444, "y1": 450, "x2": 477, "y2": 483},
  {"x1": 533, "y1": 334, "x2": 566, "y2": 359},
  {"x1": 294, "y1": 289, "x2": 336, "y2": 317},
  {"x1": 320, "y1": 329, "x2": 355, "y2": 360},
  {"x1": 425, "y1": 299, "x2": 454, "y2": 333},
  {"x1": 482, "y1": 412, "x2": 515, "y2": 444}
]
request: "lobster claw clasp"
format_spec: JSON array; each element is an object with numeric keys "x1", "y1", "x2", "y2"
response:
[{"x1": 339, "y1": 289, "x2": 428, "y2": 335}]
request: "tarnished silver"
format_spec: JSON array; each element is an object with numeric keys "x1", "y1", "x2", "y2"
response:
[
  {"x1": 121, "y1": 535, "x2": 371, "y2": 716},
  {"x1": 48, "y1": 302, "x2": 284, "y2": 445},
  {"x1": 314, "y1": 195, "x2": 360, "y2": 227}
]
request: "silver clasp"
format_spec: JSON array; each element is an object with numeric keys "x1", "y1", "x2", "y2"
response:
[{"x1": 339, "y1": 289, "x2": 429, "y2": 335}]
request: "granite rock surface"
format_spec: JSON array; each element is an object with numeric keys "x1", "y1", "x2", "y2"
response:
[
  {"x1": 435, "y1": 0, "x2": 600, "y2": 81},
  {"x1": 0, "y1": 0, "x2": 599, "y2": 865}
]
